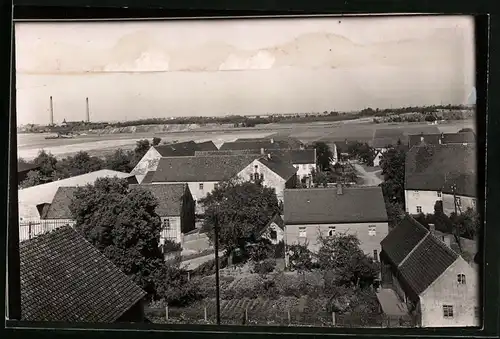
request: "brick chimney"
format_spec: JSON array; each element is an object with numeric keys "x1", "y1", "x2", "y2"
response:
[{"x1": 337, "y1": 183, "x2": 343, "y2": 195}]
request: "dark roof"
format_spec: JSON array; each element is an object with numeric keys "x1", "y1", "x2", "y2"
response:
[
  {"x1": 130, "y1": 183, "x2": 187, "y2": 216},
  {"x1": 399, "y1": 232, "x2": 459, "y2": 296},
  {"x1": 196, "y1": 141, "x2": 218, "y2": 151},
  {"x1": 405, "y1": 144, "x2": 476, "y2": 191},
  {"x1": 258, "y1": 155, "x2": 298, "y2": 180},
  {"x1": 441, "y1": 131, "x2": 476, "y2": 144},
  {"x1": 408, "y1": 132, "x2": 476, "y2": 148},
  {"x1": 268, "y1": 149, "x2": 316, "y2": 164},
  {"x1": 267, "y1": 214, "x2": 285, "y2": 230},
  {"x1": 235, "y1": 136, "x2": 303, "y2": 148},
  {"x1": 42, "y1": 187, "x2": 78, "y2": 219},
  {"x1": 372, "y1": 137, "x2": 403, "y2": 149},
  {"x1": 441, "y1": 172, "x2": 477, "y2": 197},
  {"x1": 141, "y1": 171, "x2": 156, "y2": 184},
  {"x1": 151, "y1": 155, "x2": 258, "y2": 182},
  {"x1": 153, "y1": 140, "x2": 198, "y2": 157},
  {"x1": 195, "y1": 150, "x2": 261, "y2": 156},
  {"x1": 20, "y1": 226, "x2": 147, "y2": 322},
  {"x1": 380, "y1": 215, "x2": 429, "y2": 266},
  {"x1": 18, "y1": 162, "x2": 41, "y2": 173},
  {"x1": 219, "y1": 140, "x2": 293, "y2": 151},
  {"x1": 284, "y1": 187, "x2": 388, "y2": 224}
]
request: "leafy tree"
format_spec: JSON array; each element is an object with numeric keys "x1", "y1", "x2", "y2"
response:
[
  {"x1": 134, "y1": 139, "x2": 151, "y2": 162},
  {"x1": 385, "y1": 202, "x2": 406, "y2": 229},
  {"x1": 247, "y1": 239, "x2": 274, "y2": 263},
  {"x1": 317, "y1": 233, "x2": 379, "y2": 288},
  {"x1": 104, "y1": 149, "x2": 134, "y2": 172},
  {"x1": 450, "y1": 208, "x2": 480, "y2": 240},
  {"x1": 348, "y1": 142, "x2": 376, "y2": 166},
  {"x1": 200, "y1": 180, "x2": 281, "y2": 259},
  {"x1": 55, "y1": 151, "x2": 104, "y2": 178},
  {"x1": 287, "y1": 243, "x2": 314, "y2": 273},
  {"x1": 309, "y1": 142, "x2": 333, "y2": 171},
  {"x1": 152, "y1": 137, "x2": 162, "y2": 146},
  {"x1": 33, "y1": 150, "x2": 58, "y2": 179},
  {"x1": 19, "y1": 170, "x2": 44, "y2": 188},
  {"x1": 425, "y1": 114, "x2": 437, "y2": 122},
  {"x1": 311, "y1": 169, "x2": 328, "y2": 187},
  {"x1": 379, "y1": 147, "x2": 407, "y2": 205},
  {"x1": 69, "y1": 177, "x2": 165, "y2": 297}
]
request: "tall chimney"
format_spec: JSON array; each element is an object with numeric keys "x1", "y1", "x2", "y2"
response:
[
  {"x1": 337, "y1": 183, "x2": 343, "y2": 195},
  {"x1": 49, "y1": 96, "x2": 54, "y2": 125},
  {"x1": 86, "y1": 97, "x2": 90, "y2": 123}
]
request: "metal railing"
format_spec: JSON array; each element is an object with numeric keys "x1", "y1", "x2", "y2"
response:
[{"x1": 19, "y1": 219, "x2": 75, "y2": 242}]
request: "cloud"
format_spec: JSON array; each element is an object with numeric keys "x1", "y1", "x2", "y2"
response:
[{"x1": 219, "y1": 50, "x2": 276, "y2": 71}]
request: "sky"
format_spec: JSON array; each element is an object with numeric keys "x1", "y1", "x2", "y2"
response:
[{"x1": 15, "y1": 16, "x2": 475, "y2": 125}]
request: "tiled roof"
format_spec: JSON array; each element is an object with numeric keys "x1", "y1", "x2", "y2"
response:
[
  {"x1": 408, "y1": 132, "x2": 476, "y2": 148},
  {"x1": 267, "y1": 213, "x2": 285, "y2": 230},
  {"x1": 399, "y1": 232, "x2": 459, "y2": 296},
  {"x1": 141, "y1": 171, "x2": 156, "y2": 184},
  {"x1": 235, "y1": 136, "x2": 304, "y2": 149},
  {"x1": 195, "y1": 150, "x2": 261, "y2": 156},
  {"x1": 380, "y1": 215, "x2": 429, "y2": 266},
  {"x1": 196, "y1": 141, "x2": 218, "y2": 151},
  {"x1": 153, "y1": 140, "x2": 198, "y2": 157},
  {"x1": 372, "y1": 137, "x2": 403, "y2": 149},
  {"x1": 441, "y1": 172, "x2": 477, "y2": 197},
  {"x1": 284, "y1": 186, "x2": 388, "y2": 224},
  {"x1": 18, "y1": 170, "x2": 135, "y2": 219},
  {"x1": 42, "y1": 187, "x2": 78, "y2": 219},
  {"x1": 268, "y1": 149, "x2": 316, "y2": 164},
  {"x1": 151, "y1": 155, "x2": 259, "y2": 182},
  {"x1": 405, "y1": 144, "x2": 476, "y2": 191},
  {"x1": 259, "y1": 155, "x2": 298, "y2": 180},
  {"x1": 18, "y1": 162, "x2": 41, "y2": 173},
  {"x1": 20, "y1": 226, "x2": 147, "y2": 322},
  {"x1": 219, "y1": 140, "x2": 293, "y2": 151},
  {"x1": 408, "y1": 134, "x2": 442, "y2": 148},
  {"x1": 442, "y1": 131, "x2": 476, "y2": 144},
  {"x1": 130, "y1": 183, "x2": 187, "y2": 216}
]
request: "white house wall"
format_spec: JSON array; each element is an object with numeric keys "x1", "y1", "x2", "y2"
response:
[
  {"x1": 238, "y1": 159, "x2": 287, "y2": 202},
  {"x1": 419, "y1": 257, "x2": 480, "y2": 327},
  {"x1": 294, "y1": 163, "x2": 316, "y2": 179},
  {"x1": 130, "y1": 147, "x2": 162, "y2": 182},
  {"x1": 261, "y1": 222, "x2": 284, "y2": 245},
  {"x1": 160, "y1": 216, "x2": 182, "y2": 244},
  {"x1": 405, "y1": 189, "x2": 442, "y2": 215},
  {"x1": 442, "y1": 194, "x2": 477, "y2": 216}
]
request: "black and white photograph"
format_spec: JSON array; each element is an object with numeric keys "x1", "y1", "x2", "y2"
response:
[{"x1": 14, "y1": 15, "x2": 480, "y2": 328}]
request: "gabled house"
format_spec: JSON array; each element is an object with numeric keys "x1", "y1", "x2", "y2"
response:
[
  {"x1": 404, "y1": 144, "x2": 476, "y2": 215},
  {"x1": 130, "y1": 140, "x2": 200, "y2": 183},
  {"x1": 130, "y1": 183, "x2": 195, "y2": 245},
  {"x1": 38, "y1": 186, "x2": 78, "y2": 230},
  {"x1": 380, "y1": 216, "x2": 479, "y2": 327},
  {"x1": 18, "y1": 169, "x2": 137, "y2": 220},
  {"x1": 283, "y1": 185, "x2": 388, "y2": 260},
  {"x1": 20, "y1": 226, "x2": 147, "y2": 323},
  {"x1": 259, "y1": 214, "x2": 285, "y2": 245}
]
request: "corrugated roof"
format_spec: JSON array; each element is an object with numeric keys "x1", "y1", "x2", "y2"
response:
[
  {"x1": 42, "y1": 187, "x2": 78, "y2": 219},
  {"x1": 380, "y1": 215, "x2": 429, "y2": 267},
  {"x1": 151, "y1": 155, "x2": 259, "y2": 182},
  {"x1": 284, "y1": 187, "x2": 388, "y2": 224},
  {"x1": 20, "y1": 226, "x2": 147, "y2": 322},
  {"x1": 129, "y1": 183, "x2": 187, "y2": 216},
  {"x1": 405, "y1": 144, "x2": 476, "y2": 191},
  {"x1": 399, "y1": 233, "x2": 459, "y2": 296},
  {"x1": 18, "y1": 170, "x2": 135, "y2": 219}
]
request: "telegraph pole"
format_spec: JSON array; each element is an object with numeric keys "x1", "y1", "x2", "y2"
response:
[
  {"x1": 451, "y1": 183, "x2": 463, "y2": 252},
  {"x1": 214, "y1": 204, "x2": 221, "y2": 325}
]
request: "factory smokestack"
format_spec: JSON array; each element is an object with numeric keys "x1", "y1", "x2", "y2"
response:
[
  {"x1": 49, "y1": 96, "x2": 54, "y2": 126},
  {"x1": 86, "y1": 97, "x2": 90, "y2": 123}
]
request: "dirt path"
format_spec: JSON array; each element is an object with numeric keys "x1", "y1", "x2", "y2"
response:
[{"x1": 353, "y1": 163, "x2": 383, "y2": 187}]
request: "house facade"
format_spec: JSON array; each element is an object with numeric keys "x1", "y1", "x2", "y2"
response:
[
  {"x1": 130, "y1": 146, "x2": 163, "y2": 183},
  {"x1": 441, "y1": 173, "x2": 477, "y2": 216},
  {"x1": 380, "y1": 216, "x2": 479, "y2": 328},
  {"x1": 130, "y1": 183, "x2": 196, "y2": 245},
  {"x1": 259, "y1": 214, "x2": 285, "y2": 245},
  {"x1": 404, "y1": 189, "x2": 443, "y2": 215},
  {"x1": 283, "y1": 185, "x2": 389, "y2": 262}
]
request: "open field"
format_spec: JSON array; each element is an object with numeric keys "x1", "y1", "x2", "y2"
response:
[{"x1": 17, "y1": 118, "x2": 475, "y2": 160}]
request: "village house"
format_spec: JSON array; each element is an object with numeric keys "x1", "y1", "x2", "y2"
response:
[
  {"x1": 441, "y1": 173, "x2": 478, "y2": 216},
  {"x1": 283, "y1": 185, "x2": 388, "y2": 262},
  {"x1": 408, "y1": 131, "x2": 476, "y2": 149},
  {"x1": 380, "y1": 216, "x2": 479, "y2": 327},
  {"x1": 20, "y1": 226, "x2": 147, "y2": 323},
  {"x1": 130, "y1": 183, "x2": 196, "y2": 246},
  {"x1": 404, "y1": 144, "x2": 476, "y2": 215},
  {"x1": 234, "y1": 136, "x2": 304, "y2": 149},
  {"x1": 38, "y1": 186, "x2": 78, "y2": 229},
  {"x1": 18, "y1": 170, "x2": 137, "y2": 240},
  {"x1": 259, "y1": 214, "x2": 285, "y2": 245},
  {"x1": 130, "y1": 140, "x2": 213, "y2": 183},
  {"x1": 219, "y1": 138, "x2": 294, "y2": 151},
  {"x1": 17, "y1": 161, "x2": 41, "y2": 185}
]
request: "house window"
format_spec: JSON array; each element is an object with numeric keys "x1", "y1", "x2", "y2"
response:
[
  {"x1": 260, "y1": 173, "x2": 264, "y2": 181},
  {"x1": 437, "y1": 191, "x2": 442, "y2": 198},
  {"x1": 255, "y1": 165, "x2": 258, "y2": 170},
  {"x1": 443, "y1": 305, "x2": 454, "y2": 318},
  {"x1": 163, "y1": 219, "x2": 171, "y2": 230},
  {"x1": 416, "y1": 206, "x2": 422, "y2": 214},
  {"x1": 457, "y1": 274, "x2": 466, "y2": 284},
  {"x1": 299, "y1": 227, "x2": 307, "y2": 238},
  {"x1": 199, "y1": 183, "x2": 204, "y2": 190},
  {"x1": 328, "y1": 226, "x2": 336, "y2": 237},
  {"x1": 250, "y1": 173, "x2": 254, "y2": 181},
  {"x1": 270, "y1": 230, "x2": 277, "y2": 240},
  {"x1": 368, "y1": 225, "x2": 376, "y2": 236},
  {"x1": 373, "y1": 250, "x2": 378, "y2": 261}
]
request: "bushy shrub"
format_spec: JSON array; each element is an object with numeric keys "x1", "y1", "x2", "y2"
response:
[
  {"x1": 191, "y1": 255, "x2": 228, "y2": 277},
  {"x1": 273, "y1": 241, "x2": 285, "y2": 259},
  {"x1": 252, "y1": 259, "x2": 276, "y2": 275}
]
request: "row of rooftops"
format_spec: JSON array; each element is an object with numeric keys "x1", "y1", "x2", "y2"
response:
[{"x1": 372, "y1": 128, "x2": 475, "y2": 150}]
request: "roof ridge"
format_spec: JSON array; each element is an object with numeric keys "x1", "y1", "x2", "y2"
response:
[{"x1": 397, "y1": 232, "x2": 430, "y2": 268}]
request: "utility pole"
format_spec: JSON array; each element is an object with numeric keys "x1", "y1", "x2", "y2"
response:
[
  {"x1": 451, "y1": 183, "x2": 463, "y2": 253},
  {"x1": 214, "y1": 204, "x2": 221, "y2": 325}
]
